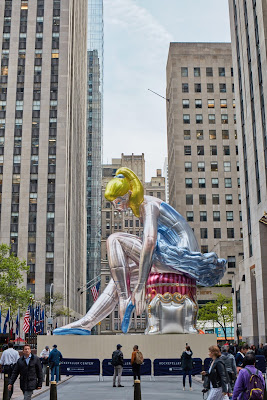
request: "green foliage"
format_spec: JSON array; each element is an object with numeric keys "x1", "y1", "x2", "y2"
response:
[
  {"x1": 41, "y1": 292, "x2": 72, "y2": 318},
  {"x1": 198, "y1": 293, "x2": 233, "y2": 340},
  {"x1": 0, "y1": 243, "x2": 32, "y2": 313}
]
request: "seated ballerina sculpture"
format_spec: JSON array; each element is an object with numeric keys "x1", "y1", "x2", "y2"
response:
[{"x1": 54, "y1": 168, "x2": 226, "y2": 335}]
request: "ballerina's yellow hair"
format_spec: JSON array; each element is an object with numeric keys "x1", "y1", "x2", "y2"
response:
[{"x1": 105, "y1": 167, "x2": 144, "y2": 218}]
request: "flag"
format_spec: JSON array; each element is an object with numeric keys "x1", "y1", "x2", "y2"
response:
[
  {"x1": 3, "y1": 309, "x2": 10, "y2": 334},
  {"x1": 30, "y1": 305, "x2": 35, "y2": 336},
  {"x1": 40, "y1": 308, "x2": 45, "y2": 335},
  {"x1": 34, "y1": 306, "x2": 41, "y2": 334},
  {"x1": 91, "y1": 281, "x2": 100, "y2": 302},
  {"x1": 16, "y1": 311, "x2": 19, "y2": 336},
  {"x1": 0, "y1": 307, "x2": 1, "y2": 334},
  {"x1": 23, "y1": 306, "x2": 30, "y2": 333}
]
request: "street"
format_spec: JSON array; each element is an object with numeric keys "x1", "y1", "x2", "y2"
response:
[{"x1": 34, "y1": 376, "x2": 203, "y2": 400}]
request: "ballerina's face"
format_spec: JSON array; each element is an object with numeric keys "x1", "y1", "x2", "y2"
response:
[{"x1": 112, "y1": 193, "x2": 130, "y2": 211}]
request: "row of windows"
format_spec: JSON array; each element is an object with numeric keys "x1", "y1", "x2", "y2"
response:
[
  {"x1": 183, "y1": 113, "x2": 236, "y2": 124},
  {"x1": 184, "y1": 145, "x2": 236, "y2": 156},
  {"x1": 184, "y1": 161, "x2": 238, "y2": 173},
  {"x1": 188, "y1": 227, "x2": 237, "y2": 239},
  {"x1": 182, "y1": 83, "x2": 234, "y2": 93},
  {"x1": 186, "y1": 210, "x2": 241, "y2": 222},
  {"x1": 183, "y1": 129, "x2": 237, "y2": 141},
  {"x1": 181, "y1": 67, "x2": 233, "y2": 78},
  {"x1": 186, "y1": 193, "x2": 241, "y2": 205},
  {"x1": 182, "y1": 99, "x2": 235, "y2": 109},
  {"x1": 185, "y1": 177, "x2": 239, "y2": 189}
]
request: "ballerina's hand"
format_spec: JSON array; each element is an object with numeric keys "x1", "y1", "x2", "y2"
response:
[{"x1": 132, "y1": 285, "x2": 146, "y2": 316}]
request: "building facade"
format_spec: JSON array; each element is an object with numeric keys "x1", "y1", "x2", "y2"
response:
[
  {"x1": 229, "y1": 0, "x2": 267, "y2": 344},
  {"x1": 0, "y1": 0, "x2": 88, "y2": 317},
  {"x1": 166, "y1": 43, "x2": 243, "y2": 288}
]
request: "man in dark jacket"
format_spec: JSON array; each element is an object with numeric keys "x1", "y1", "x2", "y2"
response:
[
  {"x1": 112, "y1": 344, "x2": 124, "y2": 387},
  {"x1": 235, "y1": 344, "x2": 249, "y2": 370},
  {"x1": 48, "y1": 344, "x2": 62, "y2": 383},
  {"x1": 8, "y1": 344, "x2": 42, "y2": 400},
  {"x1": 181, "y1": 345, "x2": 194, "y2": 390}
]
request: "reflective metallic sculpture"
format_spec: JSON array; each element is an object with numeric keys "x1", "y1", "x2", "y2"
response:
[{"x1": 54, "y1": 168, "x2": 226, "y2": 335}]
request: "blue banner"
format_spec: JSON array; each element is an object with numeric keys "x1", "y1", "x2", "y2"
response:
[
  {"x1": 154, "y1": 358, "x2": 202, "y2": 376},
  {"x1": 256, "y1": 356, "x2": 266, "y2": 373},
  {"x1": 60, "y1": 359, "x2": 100, "y2": 375},
  {"x1": 204, "y1": 358, "x2": 212, "y2": 372},
  {"x1": 102, "y1": 359, "x2": 151, "y2": 376}
]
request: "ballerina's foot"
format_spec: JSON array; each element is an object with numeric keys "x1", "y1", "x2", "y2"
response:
[
  {"x1": 121, "y1": 301, "x2": 135, "y2": 334},
  {"x1": 53, "y1": 327, "x2": 91, "y2": 335}
]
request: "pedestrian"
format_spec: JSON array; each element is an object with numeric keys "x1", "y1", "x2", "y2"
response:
[
  {"x1": 250, "y1": 345, "x2": 257, "y2": 354},
  {"x1": 131, "y1": 345, "x2": 143, "y2": 383},
  {"x1": 181, "y1": 345, "x2": 194, "y2": 391},
  {"x1": 48, "y1": 344, "x2": 62, "y2": 383},
  {"x1": 202, "y1": 345, "x2": 229, "y2": 400},
  {"x1": 39, "y1": 345, "x2": 50, "y2": 381},
  {"x1": 111, "y1": 344, "x2": 124, "y2": 387},
  {"x1": 232, "y1": 352, "x2": 265, "y2": 400},
  {"x1": 0, "y1": 342, "x2": 20, "y2": 399},
  {"x1": 8, "y1": 344, "x2": 42, "y2": 400},
  {"x1": 220, "y1": 345, "x2": 237, "y2": 395},
  {"x1": 235, "y1": 344, "x2": 249, "y2": 370},
  {"x1": 257, "y1": 343, "x2": 264, "y2": 356}
]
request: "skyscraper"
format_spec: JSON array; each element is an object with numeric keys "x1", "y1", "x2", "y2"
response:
[
  {"x1": 0, "y1": 0, "x2": 88, "y2": 317},
  {"x1": 229, "y1": 0, "x2": 267, "y2": 343},
  {"x1": 86, "y1": 0, "x2": 103, "y2": 311}
]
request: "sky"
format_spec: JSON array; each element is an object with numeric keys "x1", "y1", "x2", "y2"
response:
[{"x1": 103, "y1": 0, "x2": 232, "y2": 180}]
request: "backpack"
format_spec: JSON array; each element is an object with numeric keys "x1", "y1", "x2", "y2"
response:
[
  {"x1": 244, "y1": 367, "x2": 264, "y2": 400},
  {"x1": 111, "y1": 351, "x2": 120, "y2": 367},
  {"x1": 135, "y1": 351, "x2": 144, "y2": 365}
]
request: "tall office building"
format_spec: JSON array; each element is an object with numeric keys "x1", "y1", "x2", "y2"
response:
[
  {"x1": 0, "y1": 0, "x2": 88, "y2": 317},
  {"x1": 166, "y1": 43, "x2": 243, "y2": 287},
  {"x1": 86, "y1": 0, "x2": 103, "y2": 311},
  {"x1": 229, "y1": 0, "x2": 267, "y2": 343}
]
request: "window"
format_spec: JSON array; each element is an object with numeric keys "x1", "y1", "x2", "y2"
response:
[
  {"x1": 220, "y1": 83, "x2": 226, "y2": 93},
  {"x1": 201, "y1": 245, "x2": 209, "y2": 253},
  {"x1": 197, "y1": 146, "x2": 204, "y2": 155},
  {"x1": 239, "y1": 211, "x2": 242, "y2": 221},
  {"x1": 212, "y1": 178, "x2": 219, "y2": 188},
  {"x1": 183, "y1": 114, "x2": 190, "y2": 124},
  {"x1": 198, "y1": 178, "x2": 206, "y2": 188},
  {"x1": 181, "y1": 67, "x2": 188, "y2": 77},
  {"x1": 236, "y1": 145, "x2": 238, "y2": 155},
  {"x1": 184, "y1": 146, "x2": 191, "y2": 155},
  {"x1": 209, "y1": 114, "x2": 215, "y2": 124},
  {"x1": 237, "y1": 177, "x2": 240, "y2": 187},
  {"x1": 227, "y1": 228, "x2": 235, "y2": 238},
  {"x1": 195, "y1": 99, "x2": 202, "y2": 108},
  {"x1": 211, "y1": 162, "x2": 218, "y2": 172},
  {"x1": 206, "y1": 67, "x2": 213, "y2": 77},
  {"x1": 233, "y1": 99, "x2": 236, "y2": 109},
  {"x1": 220, "y1": 99, "x2": 227, "y2": 108},
  {"x1": 223, "y1": 145, "x2": 230, "y2": 155},
  {"x1": 228, "y1": 256, "x2": 236, "y2": 268},
  {"x1": 186, "y1": 194, "x2": 193, "y2": 205},
  {"x1": 234, "y1": 114, "x2": 236, "y2": 124},
  {"x1": 231, "y1": 67, "x2": 234, "y2": 77},
  {"x1": 208, "y1": 99, "x2": 215, "y2": 108},
  {"x1": 199, "y1": 194, "x2": 206, "y2": 205},
  {"x1": 200, "y1": 228, "x2": 208, "y2": 239},
  {"x1": 198, "y1": 162, "x2": 205, "y2": 172},
  {"x1": 213, "y1": 211, "x2": 220, "y2": 221},
  {"x1": 240, "y1": 228, "x2": 243, "y2": 238},
  {"x1": 194, "y1": 67, "x2": 200, "y2": 77},
  {"x1": 207, "y1": 83, "x2": 214, "y2": 92},
  {"x1": 196, "y1": 114, "x2": 203, "y2": 124},
  {"x1": 232, "y1": 83, "x2": 235, "y2": 93},
  {"x1": 186, "y1": 211, "x2": 194, "y2": 222},
  {"x1": 196, "y1": 130, "x2": 203, "y2": 140},
  {"x1": 224, "y1": 161, "x2": 231, "y2": 172},
  {"x1": 195, "y1": 83, "x2": 201, "y2": 93},
  {"x1": 226, "y1": 211, "x2": 233, "y2": 221},
  {"x1": 212, "y1": 194, "x2": 220, "y2": 205},
  {"x1": 183, "y1": 99, "x2": 189, "y2": 108},
  {"x1": 221, "y1": 114, "x2": 228, "y2": 124},
  {"x1": 182, "y1": 83, "x2": 189, "y2": 93},
  {"x1": 225, "y1": 178, "x2": 232, "y2": 188},
  {"x1": 185, "y1": 162, "x2": 192, "y2": 172},
  {"x1": 125, "y1": 220, "x2": 128, "y2": 227},
  {"x1": 200, "y1": 211, "x2": 207, "y2": 221},
  {"x1": 219, "y1": 67, "x2": 225, "y2": 76},
  {"x1": 185, "y1": 178, "x2": 192, "y2": 188},
  {"x1": 234, "y1": 130, "x2": 237, "y2": 139},
  {"x1": 184, "y1": 130, "x2": 191, "y2": 140},
  {"x1": 210, "y1": 145, "x2": 217, "y2": 155},
  {"x1": 225, "y1": 194, "x2": 232, "y2": 204},
  {"x1": 222, "y1": 130, "x2": 229, "y2": 139},
  {"x1": 239, "y1": 194, "x2": 241, "y2": 204},
  {"x1": 209, "y1": 130, "x2": 216, "y2": 140},
  {"x1": 214, "y1": 228, "x2": 221, "y2": 239}
]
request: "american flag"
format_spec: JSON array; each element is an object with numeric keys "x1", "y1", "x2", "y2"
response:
[
  {"x1": 91, "y1": 281, "x2": 100, "y2": 302},
  {"x1": 23, "y1": 306, "x2": 30, "y2": 333}
]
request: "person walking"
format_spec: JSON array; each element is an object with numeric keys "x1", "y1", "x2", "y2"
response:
[
  {"x1": 181, "y1": 345, "x2": 194, "y2": 391},
  {"x1": 257, "y1": 343, "x2": 264, "y2": 356},
  {"x1": 131, "y1": 345, "x2": 143, "y2": 383},
  {"x1": 111, "y1": 344, "x2": 124, "y2": 387},
  {"x1": 48, "y1": 344, "x2": 62, "y2": 383},
  {"x1": 0, "y1": 342, "x2": 20, "y2": 399},
  {"x1": 39, "y1": 345, "x2": 50, "y2": 381},
  {"x1": 8, "y1": 344, "x2": 42, "y2": 400},
  {"x1": 235, "y1": 345, "x2": 249, "y2": 370},
  {"x1": 232, "y1": 352, "x2": 265, "y2": 400},
  {"x1": 202, "y1": 345, "x2": 229, "y2": 400},
  {"x1": 220, "y1": 345, "x2": 237, "y2": 396}
]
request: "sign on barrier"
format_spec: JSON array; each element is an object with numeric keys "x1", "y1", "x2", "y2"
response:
[
  {"x1": 60, "y1": 358, "x2": 100, "y2": 375},
  {"x1": 102, "y1": 359, "x2": 152, "y2": 376},
  {"x1": 204, "y1": 358, "x2": 212, "y2": 372},
  {"x1": 153, "y1": 358, "x2": 202, "y2": 376}
]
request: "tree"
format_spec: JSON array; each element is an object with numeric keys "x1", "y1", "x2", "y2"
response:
[
  {"x1": 0, "y1": 243, "x2": 32, "y2": 313},
  {"x1": 198, "y1": 293, "x2": 233, "y2": 341},
  {"x1": 41, "y1": 292, "x2": 73, "y2": 318}
]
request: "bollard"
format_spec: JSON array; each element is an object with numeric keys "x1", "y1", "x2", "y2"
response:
[
  {"x1": 46, "y1": 365, "x2": 50, "y2": 386},
  {"x1": 134, "y1": 379, "x2": 141, "y2": 400},
  {"x1": 50, "y1": 381, "x2": 57, "y2": 400},
  {"x1": 3, "y1": 373, "x2": 9, "y2": 400}
]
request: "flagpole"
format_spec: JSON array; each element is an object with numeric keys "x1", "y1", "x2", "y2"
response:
[
  {"x1": 8, "y1": 305, "x2": 11, "y2": 341},
  {"x1": 0, "y1": 304, "x2": 2, "y2": 334},
  {"x1": 18, "y1": 305, "x2": 21, "y2": 340}
]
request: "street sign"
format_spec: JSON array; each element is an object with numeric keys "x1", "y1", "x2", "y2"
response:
[{"x1": 47, "y1": 317, "x2": 53, "y2": 325}]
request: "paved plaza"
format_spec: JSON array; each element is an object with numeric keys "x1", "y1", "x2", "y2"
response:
[{"x1": 34, "y1": 376, "x2": 203, "y2": 400}]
